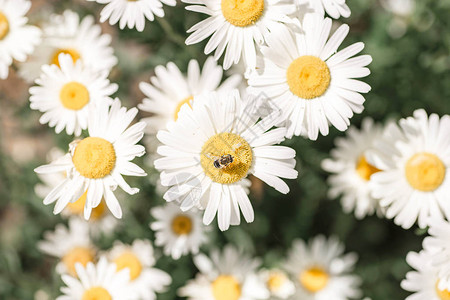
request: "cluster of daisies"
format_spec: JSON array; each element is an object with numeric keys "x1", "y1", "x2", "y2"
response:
[
  {"x1": 1, "y1": 0, "x2": 442, "y2": 298},
  {"x1": 322, "y1": 109, "x2": 450, "y2": 299},
  {"x1": 38, "y1": 216, "x2": 361, "y2": 300}
]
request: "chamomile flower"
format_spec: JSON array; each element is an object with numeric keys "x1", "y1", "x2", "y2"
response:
[
  {"x1": 0, "y1": 0, "x2": 41, "y2": 79},
  {"x1": 401, "y1": 249, "x2": 450, "y2": 300},
  {"x1": 295, "y1": 0, "x2": 350, "y2": 19},
  {"x1": 138, "y1": 57, "x2": 242, "y2": 134},
  {"x1": 321, "y1": 118, "x2": 384, "y2": 219},
  {"x1": 284, "y1": 235, "x2": 362, "y2": 300},
  {"x1": 154, "y1": 89, "x2": 298, "y2": 231},
  {"x1": 178, "y1": 245, "x2": 269, "y2": 300},
  {"x1": 57, "y1": 257, "x2": 136, "y2": 300},
  {"x1": 29, "y1": 53, "x2": 118, "y2": 136},
  {"x1": 87, "y1": 0, "x2": 176, "y2": 32},
  {"x1": 34, "y1": 99, "x2": 147, "y2": 220},
  {"x1": 367, "y1": 109, "x2": 450, "y2": 229},
  {"x1": 259, "y1": 269, "x2": 295, "y2": 299},
  {"x1": 35, "y1": 148, "x2": 119, "y2": 237},
  {"x1": 19, "y1": 10, "x2": 117, "y2": 83},
  {"x1": 182, "y1": 0, "x2": 296, "y2": 70},
  {"x1": 248, "y1": 14, "x2": 372, "y2": 140},
  {"x1": 107, "y1": 239, "x2": 172, "y2": 300},
  {"x1": 150, "y1": 203, "x2": 208, "y2": 260},
  {"x1": 38, "y1": 218, "x2": 96, "y2": 276}
]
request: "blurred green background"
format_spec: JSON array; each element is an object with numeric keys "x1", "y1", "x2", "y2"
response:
[{"x1": 0, "y1": 0, "x2": 450, "y2": 299}]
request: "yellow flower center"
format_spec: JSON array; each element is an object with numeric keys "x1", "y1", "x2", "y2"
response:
[
  {"x1": 200, "y1": 132, "x2": 252, "y2": 184},
  {"x1": 287, "y1": 55, "x2": 331, "y2": 99},
  {"x1": 62, "y1": 246, "x2": 95, "y2": 276},
  {"x1": 212, "y1": 275, "x2": 241, "y2": 300},
  {"x1": 114, "y1": 252, "x2": 142, "y2": 281},
  {"x1": 356, "y1": 155, "x2": 381, "y2": 181},
  {"x1": 221, "y1": 0, "x2": 265, "y2": 27},
  {"x1": 299, "y1": 267, "x2": 329, "y2": 293},
  {"x1": 82, "y1": 287, "x2": 112, "y2": 300},
  {"x1": 0, "y1": 12, "x2": 9, "y2": 40},
  {"x1": 436, "y1": 281, "x2": 450, "y2": 300},
  {"x1": 67, "y1": 190, "x2": 107, "y2": 220},
  {"x1": 405, "y1": 152, "x2": 446, "y2": 192},
  {"x1": 171, "y1": 214, "x2": 193, "y2": 235},
  {"x1": 72, "y1": 137, "x2": 116, "y2": 179},
  {"x1": 267, "y1": 271, "x2": 287, "y2": 292},
  {"x1": 51, "y1": 48, "x2": 81, "y2": 68},
  {"x1": 60, "y1": 82, "x2": 90, "y2": 111},
  {"x1": 174, "y1": 96, "x2": 193, "y2": 121}
]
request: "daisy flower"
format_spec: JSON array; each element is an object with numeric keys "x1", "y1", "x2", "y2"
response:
[
  {"x1": 295, "y1": 0, "x2": 350, "y2": 19},
  {"x1": 38, "y1": 218, "x2": 96, "y2": 276},
  {"x1": 138, "y1": 57, "x2": 242, "y2": 134},
  {"x1": 154, "y1": 89, "x2": 298, "y2": 231},
  {"x1": 57, "y1": 256, "x2": 136, "y2": 300},
  {"x1": 182, "y1": 0, "x2": 296, "y2": 70},
  {"x1": 35, "y1": 148, "x2": 119, "y2": 237},
  {"x1": 87, "y1": 0, "x2": 176, "y2": 32},
  {"x1": 367, "y1": 109, "x2": 450, "y2": 229},
  {"x1": 321, "y1": 118, "x2": 384, "y2": 219},
  {"x1": 0, "y1": 0, "x2": 41, "y2": 79},
  {"x1": 29, "y1": 53, "x2": 118, "y2": 136},
  {"x1": 401, "y1": 249, "x2": 450, "y2": 300},
  {"x1": 150, "y1": 203, "x2": 209, "y2": 260},
  {"x1": 258, "y1": 269, "x2": 295, "y2": 299},
  {"x1": 107, "y1": 239, "x2": 172, "y2": 300},
  {"x1": 178, "y1": 245, "x2": 269, "y2": 300},
  {"x1": 19, "y1": 10, "x2": 117, "y2": 83},
  {"x1": 248, "y1": 14, "x2": 372, "y2": 140},
  {"x1": 284, "y1": 235, "x2": 361, "y2": 300},
  {"x1": 34, "y1": 99, "x2": 147, "y2": 220}
]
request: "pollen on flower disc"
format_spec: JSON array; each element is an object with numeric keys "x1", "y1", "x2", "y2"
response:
[
  {"x1": 200, "y1": 132, "x2": 252, "y2": 184},
  {"x1": 114, "y1": 252, "x2": 142, "y2": 281},
  {"x1": 287, "y1": 55, "x2": 331, "y2": 99},
  {"x1": 171, "y1": 215, "x2": 193, "y2": 235},
  {"x1": 59, "y1": 81, "x2": 90, "y2": 111},
  {"x1": 72, "y1": 137, "x2": 116, "y2": 179},
  {"x1": 82, "y1": 287, "x2": 112, "y2": 300},
  {"x1": 299, "y1": 267, "x2": 329, "y2": 293},
  {"x1": 405, "y1": 152, "x2": 446, "y2": 192},
  {"x1": 221, "y1": 0, "x2": 265, "y2": 27},
  {"x1": 212, "y1": 275, "x2": 242, "y2": 300}
]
